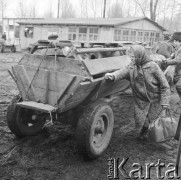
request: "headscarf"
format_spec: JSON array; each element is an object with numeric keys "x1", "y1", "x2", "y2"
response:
[{"x1": 129, "y1": 45, "x2": 152, "y2": 79}]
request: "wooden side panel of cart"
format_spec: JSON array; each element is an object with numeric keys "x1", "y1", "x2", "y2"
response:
[
  {"x1": 12, "y1": 54, "x2": 131, "y2": 113},
  {"x1": 58, "y1": 55, "x2": 131, "y2": 113},
  {"x1": 12, "y1": 54, "x2": 90, "y2": 106}
]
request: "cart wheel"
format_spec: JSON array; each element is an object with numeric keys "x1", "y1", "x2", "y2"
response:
[
  {"x1": 7, "y1": 95, "x2": 46, "y2": 137},
  {"x1": 76, "y1": 100, "x2": 114, "y2": 159},
  {"x1": 11, "y1": 45, "x2": 16, "y2": 53}
]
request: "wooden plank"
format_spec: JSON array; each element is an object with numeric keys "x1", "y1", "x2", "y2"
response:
[
  {"x1": 44, "y1": 70, "x2": 50, "y2": 104},
  {"x1": 83, "y1": 55, "x2": 131, "y2": 76},
  {"x1": 17, "y1": 101, "x2": 56, "y2": 113},
  {"x1": 92, "y1": 79, "x2": 130, "y2": 100},
  {"x1": 76, "y1": 47, "x2": 127, "y2": 54},
  {"x1": 35, "y1": 87, "x2": 59, "y2": 106},
  {"x1": 19, "y1": 54, "x2": 90, "y2": 77},
  {"x1": 24, "y1": 66, "x2": 78, "y2": 93},
  {"x1": 57, "y1": 77, "x2": 86, "y2": 112},
  {"x1": 59, "y1": 80, "x2": 99, "y2": 112},
  {"x1": 61, "y1": 78, "x2": 130, "y2": 112},
  {"x1": 12, "y1": 67, "x2": 28, "y2": 100},
  {"x1": 12, "y1": 65, "x2": 39, "y2": 102}
]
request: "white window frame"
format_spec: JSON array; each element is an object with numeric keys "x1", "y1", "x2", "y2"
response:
[
  {"x1": 114, "y1": 28, "x2": 122, "y2": 41},
  {"x1": 130, "y1": 30, "x2": 136, "y2": 41},
  {"x1": 122, "y1": 29, "x2": 129, "y2": 41},
  {"x1": 68, "y1": 26, "x2": 77, "y2": 41},
  {"x1": 78, "y1": 27, "x2": 88, "y2": 41},
  {"x1": 89, "y1": 27, "x2": 99, "y2": 41}
]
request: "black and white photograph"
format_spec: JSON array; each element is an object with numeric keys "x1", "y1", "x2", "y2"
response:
[{"x1": 0, "y1": 0, "x2": 181, "y2": 179}]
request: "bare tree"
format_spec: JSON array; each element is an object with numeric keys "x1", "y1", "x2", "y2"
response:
[
  {"x1": 133, "y1": 0, "x2": 148, "y2": 17},
  {"x1": 60, "y1": 0, "x2": 75, "y2": 18},
  {"x1": 79, "y1": 0, "x2": 88, "y2": 18},
  {"x1": 107, "y1": 0, "x2": 123, "y2": 18},
  {"x1": 0, "y1": 0, "x2": 7, "y2": 32},
  {"x1": 150, "y1": 0, "x2": 159, "y2": 21},
  {"x1": 57, "y1": 0, "x2": 60, "y2": 18},
  {"x1": 28, "y1": 4, "x2": 37, "y2": 18},
  {"x1": 14, "y1": 0, "x2": 28, "y2": 18},
  {"x1": 90, "y1": 0, "x2": 98, "y2": 18},
  {"x1": 43, "y1": 0, "x2": 54, "y2": 18}
]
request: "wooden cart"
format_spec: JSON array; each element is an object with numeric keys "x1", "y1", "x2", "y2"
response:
[{"x1": 7, "y1": 40, "x2": 132, "y2": 159}]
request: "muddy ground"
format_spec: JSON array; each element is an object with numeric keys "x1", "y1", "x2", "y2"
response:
[{"x1": 0, "y1": 52, "x2": 180, "y2": 180}]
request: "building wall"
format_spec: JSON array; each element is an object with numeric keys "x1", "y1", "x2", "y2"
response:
[
  {"x1": 114, "y1": 19, "x2": 163, "y2": 46},
  {"x1": 120, "y1": 19, "x2": 161, "y2": 31},
  {"x1": 19, "y1": 19, "x2": 164, "y2": 49}
]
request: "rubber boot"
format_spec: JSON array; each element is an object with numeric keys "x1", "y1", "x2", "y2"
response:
[{"x1": 137, "y1": 126, "x2": 149, "y2": 141}]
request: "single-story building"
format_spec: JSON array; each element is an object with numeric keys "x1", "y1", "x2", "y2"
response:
[
  {"x1": 1, "y1": 18, "x2": 43, "y2": 47},
  {"x1": 17, "y1": 17, "x2": 166, "y2": 49}
]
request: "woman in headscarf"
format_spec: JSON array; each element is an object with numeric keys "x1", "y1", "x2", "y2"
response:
[{"x1": 105, "y1": 45, "x2": 170, "y2": 140}]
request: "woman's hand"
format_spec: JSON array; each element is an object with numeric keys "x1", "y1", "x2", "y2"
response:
[{"x1": 105, "y1": 73, "x2": 115, "y2": 81}]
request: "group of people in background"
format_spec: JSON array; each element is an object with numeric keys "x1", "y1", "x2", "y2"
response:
[{"x1": 105, "y1": 32, "x2": 181, "y2": 141}]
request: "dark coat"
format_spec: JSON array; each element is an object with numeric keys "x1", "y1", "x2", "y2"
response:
[
  {"x1": 167, "y1": 46, "x2": 181, "y2": 82},
  {"x1": 112, "y1": 61, "x2": 170, "y2": 128},
  {"x1": 112, "y1": 61, "x2": 170, "y2": 106},
  {"x1": 152, "y1": 41, "x2": 174, "y2": 58}
]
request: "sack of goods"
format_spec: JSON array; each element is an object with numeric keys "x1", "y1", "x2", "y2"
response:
[{"x1": 148, "y1": 109, "x2": 178, "y2": 142}]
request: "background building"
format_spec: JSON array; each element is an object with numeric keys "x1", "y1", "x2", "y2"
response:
[
  {"x1": 1, "y1": 18, "x2": 43, "y2": 49},
  {"x1": 17, "y1": 17, "x2": 165, "y2": 49}
]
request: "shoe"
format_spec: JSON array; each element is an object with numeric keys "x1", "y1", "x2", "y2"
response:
[{"x1": 137, "y1": 126, "x2": 148, "y2": 141}]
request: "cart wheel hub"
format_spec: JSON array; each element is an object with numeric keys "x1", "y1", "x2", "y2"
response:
[{"x1": 93, "y1": 116, "x2": 106, "y2": 146}]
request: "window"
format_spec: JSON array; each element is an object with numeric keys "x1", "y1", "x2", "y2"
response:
[
  {"x1": 122, "y1": 30, "x2": 129, "y2": 40},
  {"x1": 48, "y1": 28, "x2": 59, "y2": 36},
  {"x1": 150, "y1": 32, "x2": 155, "y2": 46},
  {"x1": 137, "y1": 31, "x2": 143, "y2": 42},
  {"x1": 114, "y1": 29, "x2": 121, "y2": 41},
  {"x1": 144, "y1": 32, "x2": 149, "y2": 42},
  {"x1": 68, "y1": 27, "x2": 76, "y2": 41},
  {"x1": 155, "y1": 32, "x2": 160, "y2": 42},
  {"x1": 89, "y1": 27, "x2": 98, "y2": 41},
  {"x1": 78, "y1": 27, "x2": 87, "y2": 41},
  {"x1": 9, "y1": 25, "x2": 14, "y2": 31},
  {"x1": 130, "y1": 30, "x2": 136, "y2": 41},
  {"x1": 24, "y1": 27, "x2": 34, "y2": 38}
]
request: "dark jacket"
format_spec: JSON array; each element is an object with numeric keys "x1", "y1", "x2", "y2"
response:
[
  {"x1": 167, "y1": 46, "x2": 181, "y2": 81},
  {"x1": 1, "y1": 34, "x2": 6, "y2": 41}
]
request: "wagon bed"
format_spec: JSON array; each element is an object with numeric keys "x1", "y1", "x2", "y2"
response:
[{"x1": 12, "y1": 54, "x2": 131, "y2": 113}]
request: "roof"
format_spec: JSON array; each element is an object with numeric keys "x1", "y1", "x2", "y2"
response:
[{"x1": 17, "y1": 17, "x2": 166, "y2": 31}]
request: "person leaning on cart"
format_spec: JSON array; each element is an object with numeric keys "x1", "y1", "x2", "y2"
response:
[{"x1": 105, "y1": 45, "x2": 170, "y2": 140}]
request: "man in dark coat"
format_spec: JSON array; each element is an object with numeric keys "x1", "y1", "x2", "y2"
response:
[
  {"x1": 1, "y1": 32, "x2": 6, "y2": 41},
  {"x1": 164, "y1": 32, "x2": 181, "y2": 98}
]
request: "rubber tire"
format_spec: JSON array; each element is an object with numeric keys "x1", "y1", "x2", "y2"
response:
[
  {"x1": 7, "y1": 95, "x2": 46, "y2": 138},
  {"x1": 7, "y1": 95, "x2": 23, "y2": 137},
  {"x1": 76, "y1": 100, "x2": 114, "y2": 160}
]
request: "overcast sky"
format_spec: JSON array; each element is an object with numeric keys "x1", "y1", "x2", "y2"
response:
[{"x1": 4, "y1": 0, "x2": 178, "y2": 20}]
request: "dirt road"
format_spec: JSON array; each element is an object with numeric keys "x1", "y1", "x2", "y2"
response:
[{"x1": 0, "y1": 52, "x2": 180, "y2": 180}]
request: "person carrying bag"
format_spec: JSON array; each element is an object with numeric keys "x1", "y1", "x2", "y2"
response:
[{"x1": 105, "y1": 45, "x2": 171, "y2": 141}]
